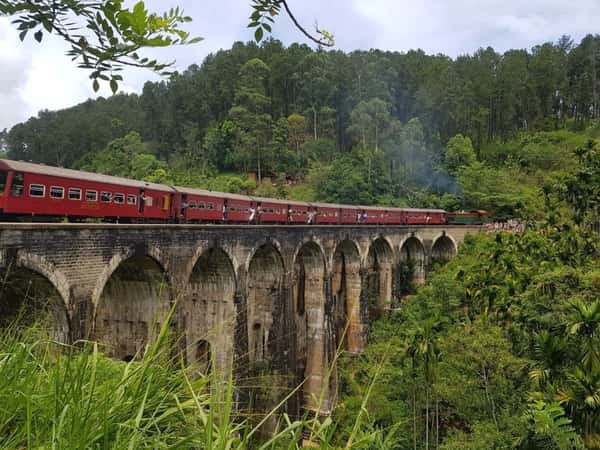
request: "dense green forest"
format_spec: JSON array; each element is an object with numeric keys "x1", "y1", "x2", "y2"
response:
[
  {"x1": 3, "y1": 34, "x2": 600, "y2": 217},
  {"x1": 337, "y1": 142, "x2": 599, "y2": 449}
]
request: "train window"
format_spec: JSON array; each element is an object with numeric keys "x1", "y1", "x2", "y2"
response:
[
  {"x1": 50, "y1": 186, "x2": 64, "y2": 199},
  {"x1": 127, "y1": 194, "x2": 137, "y2": 205},
  {"x1": 0, "y1": 171, "x2": 6, "y2": 194},
  {"x1": 29, "y1": 184, "x2": 45, "y2": 198},
  {"x1": 10, "y1": 172, "x2": 24, "y2": 197},
  {"x1": 198, "y1": 202, "x2": 205, "y2": 209},
  {"x1": 68, "y1": 188, "x2": 82, "y2": 200},
  {"x1": 86, "y1": 190, "x2": 98, "y2": 201},
  {"x1": 189, "y1": 201, "x2": 197, "y2": 209},
  {"x1": 100, "y1": 192, "x2": 111, "y2": 202},
  {"x1": 114, "y1": 193, "x2": 125, "y2": 204},
  {"x1": 206, "y1": 202, "x2": 213, "y2": 210}
]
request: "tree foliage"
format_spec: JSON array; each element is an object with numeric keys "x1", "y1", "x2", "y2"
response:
[
  {"x1": 335, "y1": 150, "x2": 600, "y2": 449},
  {"x1": 5, "y1": 35, "x2": 600, "y2": 214},
  {"x1": 0, "y1": 0, "x2": 201, "y2": 91}
]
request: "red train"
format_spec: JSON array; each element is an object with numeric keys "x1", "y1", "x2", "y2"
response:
[{"x1": 0, "y1": 160, "x2": 485, "y2": 225}]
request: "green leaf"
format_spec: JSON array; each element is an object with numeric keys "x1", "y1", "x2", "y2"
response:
[
  {"x1": 254, "y1": 27, "x2": 263, "y2": 42},
  {"x1": 18, "y1": 30, "x2": 27, "y2": 41},
  {"x1": 110, "y1": 79, "x2": 118, "y2": 94},
  {"x1": 34, "y1": 30, "x2": 43, "y2": 42},
  {"x1": 92, "y1": 79, "x2": 100, "y2": 92}
]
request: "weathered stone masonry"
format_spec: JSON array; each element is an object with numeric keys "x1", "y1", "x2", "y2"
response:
[{"x1": 0, "y1": 223, "x2": 477, "y2": 416}]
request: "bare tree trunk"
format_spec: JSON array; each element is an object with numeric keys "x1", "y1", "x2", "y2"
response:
[
  {"x1": 482, "y1": 367, "x2": 498, "y2": 428},
  {"x1": 413, "y1": 386, "x2": 417, "y2": 450},
  {"x1": 425, "y1": 386, "x2": 429, "y2": 450},
  {"x1": 436, "y1": 395, "x2": 439, "y2": 449},
  {"x1": 257, "y1": 147, "x2": 262, "y2": 185}
]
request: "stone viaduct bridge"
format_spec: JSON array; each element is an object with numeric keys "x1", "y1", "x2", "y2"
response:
[{"x1": 0, "y1": 223, "x2": 480, "y2": 417}]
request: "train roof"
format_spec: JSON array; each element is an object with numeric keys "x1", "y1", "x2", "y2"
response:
[
  {"x1": 309, "y1": 202, "x2": 359, "y2": 209},
  {"x1": 0, "y1": 159, "x2": 173, "y2": 192},
  {"x1": 173, "y1": 186, "x2": 253, "y2": 202},
  {"x1": 399, "y1": 208, "x2": 447, "y2": 213},
  {"x1": 250, "y1": 195, "x2": 309, "y2": 206}
]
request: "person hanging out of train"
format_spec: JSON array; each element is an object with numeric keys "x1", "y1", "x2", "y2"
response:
[
  {"x1": 256, "y1": 203, "x2": 262, "y2": 224},
  {"x1": 222, "y1": 202, "x2": 228, "y2": 223},
  {"x1": 139, "y1": 190, "x2": 146, "y2": 213},
  {"x1": 180, "y1": 195, "x2": 189, "y2": 219},
  {"x1": 248, "y1": 206, "x2": 256, "y2": 224},
  {"x1": 307, "y1": 209, "x2": 316, "y2": 224},
  {"x1": 358, "y1": 210, "x2": 367, "y2": 224}
]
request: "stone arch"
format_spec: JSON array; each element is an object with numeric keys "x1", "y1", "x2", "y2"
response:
[
  {"x1": 431, "y1": 233, "x2": 457, "y2": 264},
  {"x1": 332, "y1": 240, "x2": 363, "y2": 353},
  {"x1": 187, "y1": 243, "x2": 240, "y2": 288},
  {"x1": 16, "y1": 252, "x2": 71, "y2": 309},
  {"x1": 400, "y1": 235, "x2": 426, "y2": 287},
  {"x1": 91, "y1": 245, "x2": 170, "y2": 307},
  {"x1": 245, "y1": 238, "x2": 285, "y2": 275},
  {"x1": 364, "y1": 237, "x2": 394, "y2": 316},
  {"x1": 0, "y1": 255, "x2": 71, "y2": 343},
  {"x1": 292, "y1": 238, "x2": 328, "y2": 276},
  {"x1": 182, "y1": 247, "x2": 237, "y2": 375},
  {"x1": 93, "y1": 254, "x2": 171, "y2": 360},
  {"x1": 293, "y1": 241, "x2": 330, "y2": 415}
]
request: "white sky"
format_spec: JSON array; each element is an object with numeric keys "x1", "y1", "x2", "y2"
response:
[{"x1": 1, "y1": 0, "x2": 600, "y2": 131}]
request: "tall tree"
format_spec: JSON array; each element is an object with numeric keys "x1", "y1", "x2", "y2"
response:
[{"x1": 229, "y1": 58, "x2": 272, "y2": 183}]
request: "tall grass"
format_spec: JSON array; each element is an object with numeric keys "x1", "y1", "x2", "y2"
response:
[{"x1": 0, "y1": 307, "x2": 399, "y2": 449}]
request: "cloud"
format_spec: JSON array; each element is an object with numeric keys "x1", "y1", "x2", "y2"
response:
[
  {"x1": 0, "y1": 18, "x2": 31, "y2": 131},
  {"x1": 1, "y1": 0, "x2": 600, "y2": 131},
  {"x1": 351, "y1": 0, "x2": 600, "y2": 56}
]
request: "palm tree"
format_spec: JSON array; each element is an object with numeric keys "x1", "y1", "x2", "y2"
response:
[
  {"x1": 557, "y1": 368, "x2": 600, "y2": 447},
  {"x1": 530, "y1": 331, "x2": 568, "y2": 389},
  {"x1": 567, "y1": 300, "x2": 600, "y2": 374},
  {"x1": 407, "y1": 317, "x2": 442, "y2": 450}
]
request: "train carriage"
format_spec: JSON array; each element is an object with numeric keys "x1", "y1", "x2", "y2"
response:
[
  {"x1": 339, "y1": 205, "x2": 360, "y2": 224},
  {"x1": 447, "y1": 210, "x2": 491, "y2": 225},
  {"x1": 287, "y1": 201, "x2": 311, "y2": 224},
  {"x1": 221, "y1": 193, "x2": 253, "y2": 223},
  {"x1": 401, "y1": 208, "x2": 447, "y2": 225},
  {"x1": 0, "y1": 160, "x2": 174, "y2": 221},
  {"x1": 251, "y1": 196, "x2": 289, "y2": 224},
  {"x1": 309, "y1": 202, "x2": 339, "y2": 224},
  {"x1": 361, "y1": 205, "x2": 389, "y2": 225},
  {"x1": 174, "y1": 187, "x2": 226, "y2": 222}
]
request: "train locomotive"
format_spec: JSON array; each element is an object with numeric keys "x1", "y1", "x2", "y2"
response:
[{"x1": 0, "y1": 159, "x2": 490, "y2": 225}]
